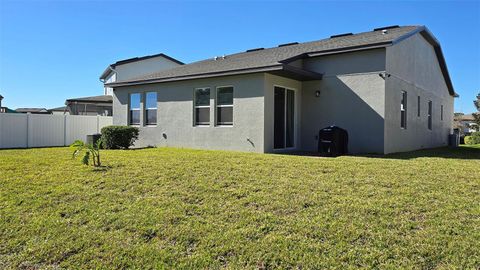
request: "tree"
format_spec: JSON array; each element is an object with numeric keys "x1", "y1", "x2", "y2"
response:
[
  {"x1": 474, "y1": 92, "x2": 480, "y2": 130},
  {"x1": 453, "y1": 112, "x2": 466, "y2": 135}
]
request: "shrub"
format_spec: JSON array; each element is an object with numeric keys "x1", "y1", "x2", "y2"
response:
[
  {"x1": 465, "y1": 132, "x2": 480, "y2": 145},
  {"x1": 101, "y1": 126, "x2": 139, "y2": 149},
  {"x1": 71, "y1": 140, "x2": 102, "y2": 167}
]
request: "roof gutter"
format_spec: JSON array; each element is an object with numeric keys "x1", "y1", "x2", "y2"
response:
[
  {"x1": 106, "y1": 64, "x2": 324, "y2": 88},
  {"x1": 99, "y1": 65, "x2": 116, "y2": 82},
  {"x1": 106, "y1": 64, "x2": 285, "y2": 87}
]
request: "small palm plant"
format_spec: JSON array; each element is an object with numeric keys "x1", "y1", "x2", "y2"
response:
[{"x1": 71, "y1": 140, "x2": 102, "y2": 167}]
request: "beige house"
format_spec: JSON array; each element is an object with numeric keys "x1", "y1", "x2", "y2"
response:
[
  {"x1": 105, "y1": 25, "x2": 456, "y2": 154},
  {"x1": 455, "y1": 114, "x2": 478, "y2": 134}
]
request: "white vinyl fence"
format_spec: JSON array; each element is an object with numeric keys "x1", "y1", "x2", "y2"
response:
[{"x1": 0, "y1": 114, "x2": 113, "y2": 149}]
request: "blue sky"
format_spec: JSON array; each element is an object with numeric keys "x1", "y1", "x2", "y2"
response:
[{"x1": 0, "y1": 0, "x2": 479, "y2": 113}]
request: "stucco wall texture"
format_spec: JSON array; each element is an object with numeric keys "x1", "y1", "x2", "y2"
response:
[
  {"x1": 385, "y1": 34, "x2": 454, "y2": 154},
  {"x1": 112, "y1": 32, "x2": 454, "y2": 154}
]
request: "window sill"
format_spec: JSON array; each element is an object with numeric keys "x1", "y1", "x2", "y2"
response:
[
  {"x1": 216, "y1": 125, "x2": 233, "y2": 127},
  {"x1": 194, "y1": 125, "x2": 210, "y2": 127},
  {"x1": 145, "y1": 124, "x2": 157, "y2": 127}
]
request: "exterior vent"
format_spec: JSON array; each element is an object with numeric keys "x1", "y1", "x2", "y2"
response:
[
  {"x1": 213, "y1": 55, "x2": 226, "y2": 61},
  {"x1": 278, "y1": 42, "x2": 299, "y2": 47},
  {"x1": 330, "y1": 33, "x2": 353, "y2": 38},
  {"x1": 373, "y1": 25, "x2": 400, "y2": 31},
  {"x1": 246, "y1": 48, "x2": 264, "y2": 52}
]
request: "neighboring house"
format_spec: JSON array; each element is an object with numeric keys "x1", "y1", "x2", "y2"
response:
[
  {"x1": 454, "y1": 114, "x2": 478, "y2": 134},
  {"x1": 48, "y1": 106, "x2": 70, "y2": 115},
  {"x1": 87, "y1": 53, "x2": 184, "y2": 116},
  {"x1": 0, "y1": 95, "x2": 17, "y2": 113},
  {"x1": 65, "y1": 95, "x2": 113, "y2": 116},
  {"x1": 100, "y1": 53, "x2": 184, "y2": 96},
  {"x1": 0, "y1": 94, "x2": 4, "y2": 113},
  {"x1": 105, "y1": 25, "x2": 456, "y2": 154},
  {"x1": 15, "y1": 108, "x2": 51, "y2": 114}
]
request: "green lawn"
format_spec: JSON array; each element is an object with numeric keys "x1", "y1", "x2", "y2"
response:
[{"x1": 0, "y1": 146, "x2": 479, "y2": 269}]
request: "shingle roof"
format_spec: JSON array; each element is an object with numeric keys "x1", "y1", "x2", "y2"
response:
[
  {"x1": 49, "y1": 106, "x2": 67, "y2": 111},
  {"x1": 114, "y1": 26, "x2": 417, "y2": 84},
  {"x1": 66, "y1": 95, "x2": 113, "y2": 103},
  {"x1": 15, "y1": 108, "x2": 49, "y2": 113},
  {"x1": 106, "y1": 25, "x2": 455, "y2": 97},
  {"x1": 459, "y1": 114, "x2": 476, "y2": 121}
]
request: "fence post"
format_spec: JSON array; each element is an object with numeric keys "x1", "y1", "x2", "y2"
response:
[
  {"x1": 64, "y1": 114, "x2": 67, "y2": 146},
  {"x1": 0, "y1": 114, "x2": 2, "y2": 149},
  {"x1": 26, "y1": 113, "x2": 30, "y2": 148}
]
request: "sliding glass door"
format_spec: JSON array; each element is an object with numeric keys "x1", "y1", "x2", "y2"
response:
[{"x1": 274, "y1": 86, "x2": 295, "y2": 149}]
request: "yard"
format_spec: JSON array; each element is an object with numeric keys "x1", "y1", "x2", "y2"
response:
[{"x1": 0, "y1": 146, "x2": 479, "y2": 269}]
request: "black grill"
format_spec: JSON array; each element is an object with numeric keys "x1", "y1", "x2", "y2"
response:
[{"x1": 318, "y1": 126, "x2": 348, "y2": 156}]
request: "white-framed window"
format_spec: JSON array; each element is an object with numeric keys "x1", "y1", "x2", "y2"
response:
[
  {"x1": 441, "y1": 105, "x2": 444, "y2": 121},
  {"x1": 145, "y1": 92, "x2": 157, "y2": 125},
  {"x1": 401, "y1": 91, "x2": 407, "y2": 129},
  {"x1": 216, "y1": 86, "x2": 233, "y2": 126},
  {"x1": 194, "y1": 88, "x2": 210, "y2": 126},
  {"x1": 417, "y1": 96, "x2": 421, "y2": 117},
  {"x1": 428, "y1": 100, "x2": 433, "y2": 130},
  {"x1": 129, "y1": 93, "x2": 141, "y2": 125}
]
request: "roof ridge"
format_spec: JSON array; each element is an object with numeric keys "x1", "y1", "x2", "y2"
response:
[
  {"x1": 109, "y1": 25, "x2": 421, "y2": 85},
  {"x1": 212, "y1": 25, "x2": 420, "y2": 60}
]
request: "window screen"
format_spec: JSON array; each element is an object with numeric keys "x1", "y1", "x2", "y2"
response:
[
  {"x1": 194, "y1": 88, "x2": 210, "y2": 125},
  {"x1": 216, "y1": 87, "x2": 233, "y2": 125},
  {"x1": 129, "y1": 93, "x2": 141, "y2": 125},
  {"x1": 145, "y1": 92, "x2": 157, "y2": 125},
  {"x1": 428, "y1": 101, "x2": 433, "y2": 130},
  {"x1": 417, "y1": 96, "x2": 421, "y2": 117},
  {"x1": 401, "y1": 91, "x2": 407, "y2": 129}
]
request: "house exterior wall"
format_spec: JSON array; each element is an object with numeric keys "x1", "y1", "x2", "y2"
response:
[
  {"x1": 300, "y1": 49, "x2": 387, "y2": 154},
  {"x1": 385, "y1": 33, "x2": 454, "y2": 153},
  {"x1": 104, "y1": 56, "x2": 182, "y2": 96},
  {"x1": 115, "y1": 56, "x2": 181, "y2": 81},
  {"x1": 104, "y1": 72, "x2": 116, "y2": 96},
  {"x1": 113, "y1": 73, "x2": 265, "y2": 152}
]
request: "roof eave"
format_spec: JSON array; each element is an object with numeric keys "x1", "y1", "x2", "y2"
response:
[
  {"x1": 106, "y1": 65, "x2": 285, "y2": 87},
  {"x1": 99, "y1": 65, "x2": 113, "y2": 80},
  {"x1": 270, "y1": 64, "x2": 324, "y2": 81},
  {"x1": 66, "y1": 100, "x2": 113, "y2": 104},
  {"x1": 106, "y1": 64, "x2": 323, "y2": 88}
]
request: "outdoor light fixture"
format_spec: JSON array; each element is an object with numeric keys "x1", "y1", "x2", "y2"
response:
[{"x1": 315, "y1": 90, "x2": 321, "y2": 97}]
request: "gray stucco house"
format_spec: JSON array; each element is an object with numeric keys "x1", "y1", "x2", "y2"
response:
[{"x1": 105, "y1": 25, "x2": 456, "y2": 154}]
